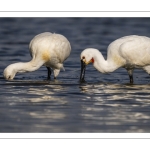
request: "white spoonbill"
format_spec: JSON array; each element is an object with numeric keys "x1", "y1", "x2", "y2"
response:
[
  {"x1": 80, "y1": 35, "x2": 150, "y2": 83},
  {"x1": 3, "y1": 32, "x2": 71, "y2": 80}
]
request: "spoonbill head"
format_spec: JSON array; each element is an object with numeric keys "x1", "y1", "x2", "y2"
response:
[
  {"x1": 3, "y1": 63, "x2": 16, "y2": 80},
  {"x1": 80, "y1": 35, "x2": 150, "y2": 83},
  {"x1": 3, "y1": 32, "x2": 71, "y2": 80}
]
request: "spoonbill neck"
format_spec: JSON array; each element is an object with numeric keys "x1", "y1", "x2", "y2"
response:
[
  {"x1": 12, "y1": 60, "x2": 43, "y2": 73},
  {"x1": 93, "y1": 51, "x2": 119, "y2": 73}
]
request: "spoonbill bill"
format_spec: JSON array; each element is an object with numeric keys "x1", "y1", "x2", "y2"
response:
[
  {"x1": 80, "y1": 35, "x2": 150, "y2": 83},
  {"x1": 3, "y1": 32, "x2": 71, "y2": 80}
]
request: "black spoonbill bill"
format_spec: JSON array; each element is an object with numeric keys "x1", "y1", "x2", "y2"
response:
[
  {"x1": 3, "y1": 32, "x2": 71, "y2": 80},
  {"x1": 80, "y1": 35, "x2": 150, "y2": 83}
]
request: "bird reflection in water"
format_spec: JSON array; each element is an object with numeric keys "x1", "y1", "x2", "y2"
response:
[
  {"x1": 79, "y1": 82, "x2": 150, "y2": 129},
  {"x1": 27, "y1": 84, "x2": 66, "y2": 103}
]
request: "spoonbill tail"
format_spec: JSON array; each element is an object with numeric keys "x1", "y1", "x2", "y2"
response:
[
  {"x1": 80, "y1": 35, "x2": 150, "y2": 83},
  {"x1": 3, "y1": 32, "x2": 71, "y2": 80}
]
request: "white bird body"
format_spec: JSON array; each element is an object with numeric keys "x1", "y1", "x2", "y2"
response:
[
  {"x1": 3, "y1": 32, "x2": 71, "y2": 80},
  {"x1": 80, "y1": 35, "x2": 150, "y2": 83}
]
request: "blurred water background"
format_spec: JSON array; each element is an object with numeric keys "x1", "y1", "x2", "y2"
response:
[{"x1": 1, "y1": 18, "x2": 150, "y2": 132}]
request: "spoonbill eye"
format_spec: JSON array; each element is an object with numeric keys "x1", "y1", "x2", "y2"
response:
[{"x1": 82, "y1": 56, "x2": 85, "y2": 59}]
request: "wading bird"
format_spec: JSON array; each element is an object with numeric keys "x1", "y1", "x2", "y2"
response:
[
  {"x1": 3, "y1": 32, "x2": 71, "y2": 80},
  {"x1": 80, "y1": 35, "x2": 150, "y2": 83}
]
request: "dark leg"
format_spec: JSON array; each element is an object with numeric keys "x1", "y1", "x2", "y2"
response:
[
  {"x1": 47, "y1": 67, "x2": 51, "y2": 79},
  {"x1": 127, "y1": 69, "x2": 134, "y2": 84},
  {"x1": 129, "y1": 74, "x2": 133, "y2": 84}
]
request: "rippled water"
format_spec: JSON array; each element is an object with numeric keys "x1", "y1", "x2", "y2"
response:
[{"x1": 1, "y1": 18, "x2": 150, "y2": 132}]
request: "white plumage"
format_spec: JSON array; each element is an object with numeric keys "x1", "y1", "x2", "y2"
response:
[
  {"x1": 3, "y1": 32, "x2": 71, "y2": 80},
  {"x1": 80, "y1": 35, "x2": 150, "y2": 83}
]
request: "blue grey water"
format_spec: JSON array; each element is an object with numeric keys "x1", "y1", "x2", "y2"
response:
[{"x1": 0, "y1": 18, "x2": 150, "y2": 132}]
